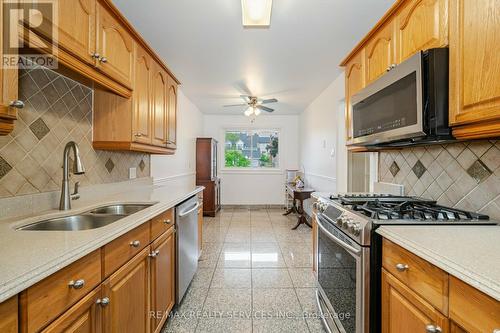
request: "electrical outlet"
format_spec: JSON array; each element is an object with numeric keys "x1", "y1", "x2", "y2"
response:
[{"x1": 129, "y1": 167, "x2": 137, "y2": 179}]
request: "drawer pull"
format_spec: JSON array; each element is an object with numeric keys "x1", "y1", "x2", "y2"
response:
[
  {"x1": 163, "y1": 219, "x2": 172, "y2": 224},
  {"x1": 425, "y1": 324, "x2": 442, "y2": 333},
  {"x1": 149, "y1": 250, "x2": 160, "y2": 258},
  {"x1": 395, "y1": 263, "x2": 409, "y2": 272},
  {"x1": 129, "y1": 240, "x2": 141, "y2": 248},
  {"x1": 96, "y1": 297, "x2": 110, "y2": 307},
  {"x1": 99, "y1": 56, "x2": 108, "y2": 63},
  {"x1": 68, "y1": 279, "x2": 85, "y2": 289}
]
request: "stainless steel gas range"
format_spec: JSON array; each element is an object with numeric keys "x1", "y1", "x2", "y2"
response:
[{"x1": 312, "y1": 193, "x2": 496, "y2": 333}]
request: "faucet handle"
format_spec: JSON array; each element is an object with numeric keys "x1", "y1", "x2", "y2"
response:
[{"x1": 71, "y1": 182, "x2": 80, "y2": 200}]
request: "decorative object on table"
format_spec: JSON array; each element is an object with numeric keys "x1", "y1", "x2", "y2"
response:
[
  {"x1": 295, "y1": 177, "x2": 304, "y2": 188},
  {"x1": 283, "y1": 184, "x2": 314, "y2": 230}
]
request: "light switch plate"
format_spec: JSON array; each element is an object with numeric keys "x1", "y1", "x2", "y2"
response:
[{"x1": 129, "y1": 167, "x2": 137, "y2": 179}]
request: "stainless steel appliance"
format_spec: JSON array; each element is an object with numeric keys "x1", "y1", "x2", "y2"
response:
[
  {"x1": 175, "y1": 196, "x2": 200, "y2": 304},
  {"x1": 350, "y1": 48, "x2": 452, "y2": 147},
  {"x1": 313, "y1": 194, "x2": 495, "y2": 333}
]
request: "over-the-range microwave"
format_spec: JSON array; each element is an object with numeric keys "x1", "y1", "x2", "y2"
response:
[{"x1": 350, "y1": 48, "x2": 454, "y2": 147}]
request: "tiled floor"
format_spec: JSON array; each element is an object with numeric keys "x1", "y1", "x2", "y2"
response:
[{"x1": 162, "y1": 208, "x2": 327, "y2": 333}]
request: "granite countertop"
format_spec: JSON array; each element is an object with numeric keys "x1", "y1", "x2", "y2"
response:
[
  {"x1": 0, "y1": 181, "x2": 203, "y2": 303},
  {"x1": 377, "y1": 225, "x2": 500, "y2": 301}
]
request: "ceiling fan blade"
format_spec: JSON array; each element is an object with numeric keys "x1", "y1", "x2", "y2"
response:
[
  {"x1": 256, "y1": 105, "x2": 274, "y2": 112},
  {"x1": 224, "y1": 103, "x2": 248, "y2": 107},
  {"x1": 260, "y1": 98, "x2": 278, "y2": 104}
]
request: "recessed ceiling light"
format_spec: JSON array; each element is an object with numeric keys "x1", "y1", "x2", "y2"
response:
[{"x1": 241, "y1": 0, "x2": 273, "y2": 27}]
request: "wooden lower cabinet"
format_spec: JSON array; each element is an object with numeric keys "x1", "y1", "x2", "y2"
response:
[
  {"x1": 41, "y1": 288, "x2": 102, "y2": 333},
  {"x1": 382, "y1": 269, "x2": 449, "y2": 333},
  {"x1": 150, "y1": 227, "x2": 176, "y2": 333},
  {"x1": 102, "y1": 247, "x2": 150, "y2": 333},
  {"x1": 0, "y1": 296, "x2": 18, "y2": 333}
]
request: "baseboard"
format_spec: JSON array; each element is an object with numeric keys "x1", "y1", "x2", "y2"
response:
[{"x1": 222, "y1": 204, "x2": 284, "y2": 210}]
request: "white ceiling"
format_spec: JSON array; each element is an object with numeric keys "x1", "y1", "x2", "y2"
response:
[{"x1": 113, "y1": 0, "x2": 394, "y2": 115}]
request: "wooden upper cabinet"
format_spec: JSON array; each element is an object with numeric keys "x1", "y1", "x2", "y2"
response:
[
  {"x1": 167, "y1": 77, "x2": 178, "y2": 149},
  {"x1": 449, "y1": 0, "x2": 500, "y2": 138},
  {"x1": 133, "y1": 46, "x2": 152, "y2": 145},
  {"x1": 345, "y1": 49, "x2": 365, "y2": 142},
  {"x1": 102, "y1": 247, "x2": 150, "y2": 333},
  {"x1": 151, "y1": 64, "x2": 168, "y2": 147},
  {"x1": 365, "y1": 21, "x2": 395, "y2": 84},
  {"x1": 150, "y1": 228, "x2": 175, "y2": 333},
  {"x1": 96, "y1": 1, "x2": 134, "y2": 89},
  {"x1": 382, "y1": 269, "x2": 449, "y2": 333},
  {"x1": 55, "y1": 0, "x2": 97, "y2": 65},
  {"x1": 395, "y1": 0, "x2": 448, "y2": 63},
  {"x1": 0, "y1": 2, "x2": 19, "y2": 136}
]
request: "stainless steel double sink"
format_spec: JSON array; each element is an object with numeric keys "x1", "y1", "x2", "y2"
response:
[{"x1": 17, "y1": 204, "x2": 153, "y2": 231}]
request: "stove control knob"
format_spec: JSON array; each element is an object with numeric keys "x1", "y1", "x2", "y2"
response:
[
  {"x1": 349, "y1": 223, "x2": 361, "y2": 236},
  {"x1": 312, "y1": 202, "x2": 319, "y2": 211},
  {"x1": 335, "y1": 217, "x2": 343, "y2": 227},
  {"x1": 320, "y1": 203, "x2": 328, "y2": 213},
  {"x1": 342, "y1": 218, "x2": 351, "y2": 229}
]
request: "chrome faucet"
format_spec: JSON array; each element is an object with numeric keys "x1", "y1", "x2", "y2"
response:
[{"x1": 59, "y1": 141, "x2": 85, "y2": 210}]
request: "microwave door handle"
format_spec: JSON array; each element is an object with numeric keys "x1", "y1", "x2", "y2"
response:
[{"x1": 317, "y1": 216, "x2": 361, "y2": 255}]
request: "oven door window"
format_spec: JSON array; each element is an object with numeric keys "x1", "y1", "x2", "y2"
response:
[{"x1": 318, "y1": 226, "x2": 358, "y2": 332}]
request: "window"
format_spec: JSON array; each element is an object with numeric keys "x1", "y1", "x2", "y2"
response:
[{"x1": 224, "y1": 129, "x2": 279, "y2": 169}]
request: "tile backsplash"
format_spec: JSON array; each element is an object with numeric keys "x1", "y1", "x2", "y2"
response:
[
  {"x1": 0, "y1": 61, "x2": 150, "y2": 199},
  {"x1": 379, "y1": 141, "x2": 500, "y2": 220}
]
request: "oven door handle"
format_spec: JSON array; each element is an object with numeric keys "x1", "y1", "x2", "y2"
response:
[{"x1": 317, "y1": 215, "x2": 361, "y2": 255}]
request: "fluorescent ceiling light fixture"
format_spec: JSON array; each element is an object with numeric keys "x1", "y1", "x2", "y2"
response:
[{"x1": 241, "y1": 0, "x2": 273, "y2": 27}]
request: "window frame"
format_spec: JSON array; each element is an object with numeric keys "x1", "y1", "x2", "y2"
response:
[{"x1": 221, "y1": 127, "x2": 282, "y2": 173}]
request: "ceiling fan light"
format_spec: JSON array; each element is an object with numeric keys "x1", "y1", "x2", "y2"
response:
[
  {"x1": 254, "y1": 107, "x2": 261, "y2": 116},
  {"x1": 241, "y1": 0, "x2": 272, "y2": 27},
  {"x1": 244, "y1": 108, "x2": 254, "y2": 116}
]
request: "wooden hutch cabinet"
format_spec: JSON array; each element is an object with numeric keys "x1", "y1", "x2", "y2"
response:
[{"x1": 196, "y1": 138, "x2": 221, "y2": 217}]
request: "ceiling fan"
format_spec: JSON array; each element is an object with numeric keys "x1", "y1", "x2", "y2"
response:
[{"x1": 224, "y1": 95, "x2": 278, "y2": 117}]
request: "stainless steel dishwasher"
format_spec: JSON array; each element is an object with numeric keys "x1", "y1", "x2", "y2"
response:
[{"x1": 175, "y1": 195, "x2": 200, "y2": 304}]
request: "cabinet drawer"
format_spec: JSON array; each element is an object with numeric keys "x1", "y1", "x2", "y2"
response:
[
  {"x1": 20, "y1": 250, "x2": 101, "y2": 333},
  {"x1": 382, "y1": 239, "x2": 449, "y2": 314},
  {"x1": 449, "y1": 276, "x2": 500, "y2": 333},
  {"x1": 103, "y1": 222, "x2": 150, "y2": 278},
  {"x1": 151, "y1": 208, "x2": 174, "y2": 241}
]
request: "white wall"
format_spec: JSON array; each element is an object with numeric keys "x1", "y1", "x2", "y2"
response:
[
  {"x1": 151, "y1": 89, "x2": 204, "y2": 186},
  {"x1": 203, "y1": 115, "x2": 299, "y2": 205},
  {"x1": 299, "y1": 72, "x2": 346, "y2": 193}
]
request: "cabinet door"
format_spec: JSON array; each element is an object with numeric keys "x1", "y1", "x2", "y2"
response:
[
  {"x1": 150, "y1": 228, "x2": 175, "y2": 333},
  {"x1": 382, "y1": 269, "x2": 449, "y2": 333},
  {"x1": 133, "y1": 47, "x2": 152, "y2": 145},
  {"x1": 56, "y1": 0, "x2": 97, "y2": 65},
  {"x1": 0, "y1": 296, "x2": 18, "y2": 333},
  {"x1": 344, "y1": 49, "x2": 365, "y2": 143},
  {"x1": 449, "y1": 0, "x2": 500, "y2": 133},
  {"x1": 365, "y1": 21, "x2": 395, "y2": 84},
  {"x1": 166, "y1": 77, "x2": 177, "y2": 149},
  {"x1": 102, "y1": 247, "x2": 150, "y2": 333},
  {"x1": 96, "y1": 1, "x2": 134, "y2": 88},
  {"x1": 395, "y1": 0, "x2": 448, "y2": 63},
  {"x1": 0, "y1": 2, "x2": 19, "y2": 136},
  {"x1": 41, "y1": 288, "x2": 101, "y2": 333},
  {"x1": 151, "y1": 64, "x2": 168, "y2": 147}
]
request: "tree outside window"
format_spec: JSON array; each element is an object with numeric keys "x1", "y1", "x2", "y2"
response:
[{"x1": 224, "y1": 130, "x2": 279, "y2": 168}]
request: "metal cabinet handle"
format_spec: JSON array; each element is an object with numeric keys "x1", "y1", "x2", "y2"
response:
[
  {"x1": 493, "y1": 329, "x2": 500, "y2": 333},
  {"x1": 163, "y1": 219, "x2": 171, "y2": 224},
  {"x1": 149, "y1": 250, "x2": 160, "y2": 258},
  {"x1": 68, "y1": 279, "x2": 85, "y2": 289},
  {"x1": 96, "y1": 297, "x2": 110, "y2": 307},
  {"x1": 129, "y1": 240, "x2": 140, "y2": 248},
  {"x1": 396, "y1": 263, "x2": 409, "y2": 272},
  {"x1": 426, "y1": 324, "x2": 442, "y2": 333},
  {"x1": 91, "y1": 52, "x2": 100, "y2": 59},
  {"x1": 100, "y1": 56, "x2": 108, "y2": 63},
  {"x1": 9, "y1": 100, "x2": 25, "y2": 109},
  {"x1": 134, "y1": 133, "x2": 146, "y2": 137}
]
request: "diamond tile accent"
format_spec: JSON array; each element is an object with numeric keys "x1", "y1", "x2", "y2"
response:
[
  {"x1": 0, "y1": 156, "x2": 12, "y2": 179},
  {"x1": 412, "y1": 160, "x2": 426, "y2": 179},
  {"x1": 466, "y1": 160, "x2": 492, "y2": 183},
  {"x1": 0, "y1": 57, "x2": 151, "y2": 199},
  {"x1": 139, "y1": 159, "x2": 146, "y2": 172},
  {"x1": 29, "y1": 118, "x2": 50, "y2": 140},
  {"x1": 388, "y1": 161, "x2": 399, "y2": 177},
  {"x1": 105, "y1": 158, "x2": 115, "y2": 173}
]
